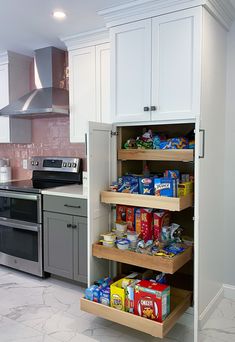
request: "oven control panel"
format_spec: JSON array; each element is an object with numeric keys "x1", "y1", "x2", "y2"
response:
[{"x1": 29, "y1": 157, "x2": 81, "y2": 173}]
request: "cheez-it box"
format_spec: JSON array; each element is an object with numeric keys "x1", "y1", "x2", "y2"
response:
[{"x1": 134, "y1": 280, "x2": 170, "y2": 322}]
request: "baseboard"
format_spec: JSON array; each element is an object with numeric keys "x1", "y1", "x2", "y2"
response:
[
  {"x1": 223, "y1": 284, "x2": 235, "y2": 299},
  {"x1": 199, "y1": 287, "x2": 224, "y2": 329}
]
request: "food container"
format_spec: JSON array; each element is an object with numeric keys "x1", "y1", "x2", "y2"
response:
[
  {"x1": 102, "y1": 240, "x2": 115, "y2": 248},
  {"x1": 100, "y1": 232, "x2": 116, "y2": 242},
  {"x1": 116, "y1": 221, "x2": 127, "y2": 233},
  {"x1": 116, "y1": 238, "x2": 130, "y2": 250}
]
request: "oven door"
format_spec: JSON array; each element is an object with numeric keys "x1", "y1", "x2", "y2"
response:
[
  {"x1": 0, "y1": 191, "x2": 41, "y2": 224},
  {"x1": 0, "y1": 218, "x2": 43, "y2": 277}
]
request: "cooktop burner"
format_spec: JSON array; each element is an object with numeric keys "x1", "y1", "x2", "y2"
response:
[{"x1": 0, "y1": 156, "x2": 82, "y2": 194}]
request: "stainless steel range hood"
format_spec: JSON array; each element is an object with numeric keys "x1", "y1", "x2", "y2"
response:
[{"x1": 0, "y1": 47, "x2": 69, "y2": 118}]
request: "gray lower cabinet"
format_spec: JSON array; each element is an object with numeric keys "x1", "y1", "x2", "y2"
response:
[{"x1": 43, "y1": 195, "x2": 87, "y2": 283}]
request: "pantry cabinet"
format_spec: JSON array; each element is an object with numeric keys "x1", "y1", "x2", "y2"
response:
[
  {"x1": 0, "y1": 52, "x2": 32, "y2": 143},
  {"x1": 63, "y1": 31, "x2": 110, "y2": 143},
  {"x1": 110, "y1": 8, "x2": 200, "y2": 123}
]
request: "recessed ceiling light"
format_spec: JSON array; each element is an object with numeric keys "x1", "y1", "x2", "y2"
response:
[{"x1": 52, "y1": 10, "x2": 66, "y2": 20}]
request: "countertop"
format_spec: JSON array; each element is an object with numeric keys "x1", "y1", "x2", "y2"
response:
[{"x1": 41, "y1": 184, "x2": 87, "y2": 199}]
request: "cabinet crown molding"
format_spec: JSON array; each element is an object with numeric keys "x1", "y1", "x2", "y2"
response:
[
  {"x1": 61, "y1": 28, "x2": 109, "y2": 51},
  {"x1": 98, "y1": 0, "x2": 235, "y2": 30}
]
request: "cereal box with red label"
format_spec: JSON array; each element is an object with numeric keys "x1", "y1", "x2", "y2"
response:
[
  {"x1": 140, "y1": 208, "x2": 153, "y2": 242},
  {"x1": 153, "y1": 210, "x2": 171, "y2": 241},
  {"x1": 134, "y1": 280, "x2": 170, "y2": 322}
]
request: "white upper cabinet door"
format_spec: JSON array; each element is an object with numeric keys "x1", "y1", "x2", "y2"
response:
[
  {"x1": 69, "y1": 47, "x2": 96, "y2": 143},
  {"x1": 151, "y1": 8, "x2": 201, "y2": 121},
  {"x1": 0, "y1": 64, "x2": 10, "y2": 142},
  {"x1": 96, "y1": 43, "x2": 111, "y2": 123},
  {"x1": 111, "y1": 19, "x2": 152, "y2": 123}
]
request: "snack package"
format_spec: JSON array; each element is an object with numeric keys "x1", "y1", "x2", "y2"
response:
[
  {"x1": 118, "y1": 175, "x2": 139, "y2": 193},
  {"x1": 125, "y1": 280, "x2": 140, "y2": 313},
  {"x1": 135, "y1": 209, "x2": 141, "y2": 235},
  {"x1": 178, "y1": 181, "x2": 193, "y2": 197},
  {"x1": 154, "y1": 177, "x2": 176, "y2": 197},
  {"x1": 100, "y1": 286, "x2": 110, "y2": 306},
  {"x1": 140, "y1": 208, "x2": 153, "y2": 242},
  {"x1": 160, "y1": 137, "x2": 188, "y2": 149},
  {"x1": 164, "y1": 170, "x2": 180, "y2": 179},
  {"x1": 139, "y1": 177, "x2": 154, "y2": 195},
  {"x1": 153, "y1": 211, "x2": 171, "y2": 241},
  {"x1": 134, "y1": 280, "x2": 170, "y2": 322},
  {"x1": 85, "y1": 285, "x2": 98, "y2": 301},
  {"x1": 110, "y1": 278, "x2": 132, "y2": 311},
  {"x1": 126, "y1": 207, "x2": 136, "y2": 231},
  {"x1": 116, "y1": 205, "x2": 126, "y2": 222}
]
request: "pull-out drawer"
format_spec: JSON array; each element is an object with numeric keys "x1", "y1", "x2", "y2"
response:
[{"x1": 43, "y1": 195, "x2": 87, "y2": 217}]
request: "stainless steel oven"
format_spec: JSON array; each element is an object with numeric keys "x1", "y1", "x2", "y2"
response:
[
  {"x1": 0, "y1": 156, "x2": 82, "y2": 278},
  {"x1": 0, "y1": 191, "x2": 43, "y2": 277}
]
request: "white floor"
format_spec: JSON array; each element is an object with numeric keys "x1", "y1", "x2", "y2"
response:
[{"x1": 0, "y1": 266, "x2": 233, "y2": 342}]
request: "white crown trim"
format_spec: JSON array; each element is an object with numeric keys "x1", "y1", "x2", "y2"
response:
[
  {"x1": 61, "y1": 27, "x2": 109, "y2": 51},
  {"x1": 98, "y1": 0, "x2": 235, "y2": 30}
]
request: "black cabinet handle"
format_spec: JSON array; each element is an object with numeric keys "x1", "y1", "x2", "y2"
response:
[
  {"x1": 71, "y1": 224, "x2": 77, "y2": 229},
  {"x1": 64, "y1": 204, "x2": 81, "y2": 209},
  {"x1": 143, "y1": 106, "x2": 150, "y2": 111},
  {"x1": 151, "y1": 106, "x2": 157, "y2": 111},
  {"x1": 67, "y1": 224, "x2": 72, "y2": 228}
]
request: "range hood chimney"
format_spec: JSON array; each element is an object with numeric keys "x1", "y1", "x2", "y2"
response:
[{"x1": 0, "y1": 47, "x2": 69, "y2": 117}]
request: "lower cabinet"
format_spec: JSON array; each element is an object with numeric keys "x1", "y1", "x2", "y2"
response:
[{"x1": 43, "y1": 196, "x2": 87, "y2": 283}]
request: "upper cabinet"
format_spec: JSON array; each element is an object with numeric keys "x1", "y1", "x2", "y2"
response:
[
  {"x1": 63, "y1": 30, "x2": 110, "y2": 143},
  {"x1": 0, "y1": 52, "x2": 32, "y2": 143},
  {"x1": 110, "y1": 8, "x2": 201, "y2": 123}
]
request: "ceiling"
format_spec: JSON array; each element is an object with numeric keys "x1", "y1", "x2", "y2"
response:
[
  {"x1": 1, "y1": 0, "x2": 235, "y2": 56},
  {"x1": 0, "y1": 0, "x2": 129, "y2": 56}
]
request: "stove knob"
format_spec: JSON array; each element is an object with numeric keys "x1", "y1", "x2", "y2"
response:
[
  {"x1": 31, "y1": 161, "x2": 35, "y2": 166},
  {"x1": 63, "y1": 162, "x2": 67, "y2": 167},
  {"x1": 68, "y1": 163, "x2": 71, "y2": 167},
  {"x1": 72, "y1": 163, "x2": 77, "y2": 168},
  {"x1": 35, "y1": 161, "x2": 39, "y2": 166}
]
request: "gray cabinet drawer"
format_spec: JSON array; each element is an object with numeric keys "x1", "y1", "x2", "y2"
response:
[{"x1": 43, "y1": 195, "x2": 87, "y2": 217}]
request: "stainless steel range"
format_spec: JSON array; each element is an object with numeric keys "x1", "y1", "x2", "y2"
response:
[{"x1": 0, "y1": 156, "x2": 82, "y2": 277}]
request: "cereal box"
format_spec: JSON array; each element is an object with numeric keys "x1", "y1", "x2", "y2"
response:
[
  {"x1": 134, "y1": 280, "x2": 170, "y2": 322},
  {"x1": 140, "y1": 208, "x2": 153, "y2": 242},
  {"x1": 135, "y1": 209, "x2": 141, "y2": 235},
  {"x1": 126, "y1": 206, "x2": 136, "y2": 231},
  {"x1": 116, "y1": 205, "x2": 126, "y2": 222},
  {"x1": 125, "y1": 279, "x2": 140, "y2": 313},
  {"x1": 153, "y1": 211, "x2": 171, "y2": 241}
]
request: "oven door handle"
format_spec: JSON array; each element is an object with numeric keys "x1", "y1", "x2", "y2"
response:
[
  {"x1": 0, "y1": 191, "x2": 39, "y2": 201},
  {"x1": 0, "y1": 218, "x2": 40, "y2": 232}
]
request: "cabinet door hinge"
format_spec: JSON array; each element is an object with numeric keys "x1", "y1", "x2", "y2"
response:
[{"x1": 111, "y1": 131, "x2": 118, "y2": 137}]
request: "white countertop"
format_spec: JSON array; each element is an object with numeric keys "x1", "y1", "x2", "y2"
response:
[{"x1": 41, "y1": 184, "x2": 87, "y2": 199}]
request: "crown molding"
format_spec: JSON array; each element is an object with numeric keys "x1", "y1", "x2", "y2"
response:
[
  {"x1": 0, "y1": 51, "x2": 9, "y2": 65},
  {"x1": 98, "y1": 0, "x2": 235, "y2": 30},
  {"x1": 61, "y1": 28, "x2": 109, "y2": 51}
]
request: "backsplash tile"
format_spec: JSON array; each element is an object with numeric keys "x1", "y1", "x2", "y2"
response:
[{"x1": 0, "y1": 117, "x2": 86, "y2": 180}]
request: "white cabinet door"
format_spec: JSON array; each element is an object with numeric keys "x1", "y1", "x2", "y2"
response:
[
  {"x1": 96, "y1": 43, "x2": 111, "y2": 123},
  {"x1": 111, "y1": 20, "x2": 152, "y2": 123},
  {"x1": 69, "y1": 47, "x2": 96, "y2": 143},
  {"x1": 0, "y1": 64, "x2": 10, "y2": 142},
  {"x1": 151, "y1": 8, "x2": 201, "y2": 121}
]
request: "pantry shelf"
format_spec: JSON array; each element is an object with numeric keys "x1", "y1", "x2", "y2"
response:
[
  {"x1": 118, "y1": 149, "x2": 194, "y2": 162},
  {"x1": 80, "y1": 288, "x2": 191, "y2": 338},
  {"x1": 93, "y1": 243, "x2": 192, "y2": 274},
  {"x1": 101, "y1": 191, "x2": 193, "y2": 211}
]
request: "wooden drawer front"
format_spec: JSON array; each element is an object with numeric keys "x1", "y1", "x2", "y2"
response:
[{"x1": 43, "y1": 195, "x2": 87, "y2": 217}]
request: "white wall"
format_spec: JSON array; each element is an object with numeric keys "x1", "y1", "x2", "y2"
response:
[{"x1": 224, "y1": 21, "x2": 235, "y2": 286}]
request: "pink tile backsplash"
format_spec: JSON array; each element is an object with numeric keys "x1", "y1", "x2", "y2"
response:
[{"x1": 0, "y1": 117, "x2": 86, "y2": 180}]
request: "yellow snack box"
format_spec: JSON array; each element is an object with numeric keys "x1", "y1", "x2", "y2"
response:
[
  {"x1": 178, "y1": 181, "x2": 193, "y2": 197},
  {"x1": 110, "y1": 278, "x2": 132, "y2": 311}
]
